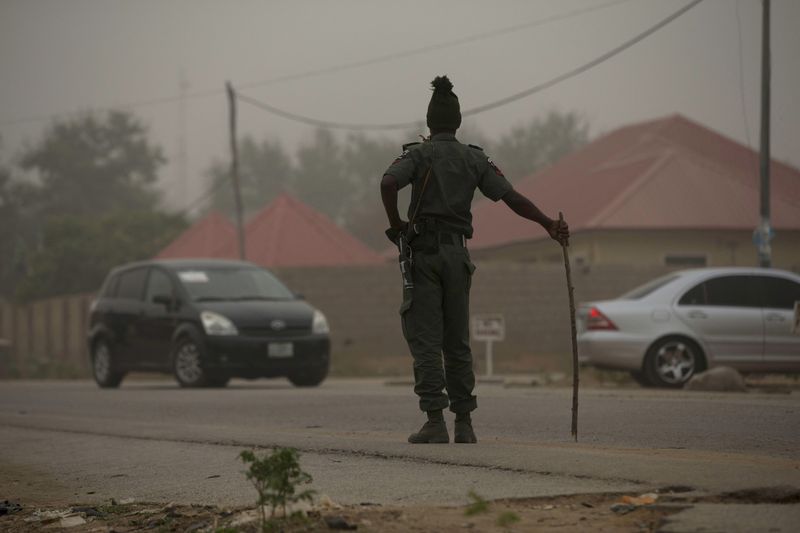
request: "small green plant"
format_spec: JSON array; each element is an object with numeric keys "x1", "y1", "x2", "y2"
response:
[
  {"x1": 239, "y1": 447, "x2": 316, "y2": 529},
  {"x1": 464, "y1": 490, "x2": 490, "y2": 516},
  {"x1": 496, "y1": 511, "x2": 520, "y2": 527}
]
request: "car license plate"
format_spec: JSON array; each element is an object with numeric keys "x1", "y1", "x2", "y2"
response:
[{"x1": 268, "y1": 342, "x2": 294, "y2": 358}]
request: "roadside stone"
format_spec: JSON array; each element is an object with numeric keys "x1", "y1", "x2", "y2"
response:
[
  {"x1": 685, "y1": 367, "x2": 746, "y2": 392},
  {"x1": 319, "y1": 494, "x2": 343, "y2": 510},
  {"x1": 229, "y1": 510, "x2": 259, "y2": 527},
  {"x1": 72, "y1": 506, "x2": 103, "y2": 517},
  {"x1": 0, "y1": 500, "x2": 22, "y2": 515},
  {"x1": 610, "y1": 503, "x2": 638, "y2": 515},
  {"x1": 57, "y1": 515, "x2": 87, "y2": 528},
  {"x1": 324, "y1": 515, "x2": 358, "y2": 530}
]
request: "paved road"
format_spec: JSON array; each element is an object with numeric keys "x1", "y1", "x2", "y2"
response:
[{"x1": 1, "y1": 378, "x2": 799, "y2": 527}]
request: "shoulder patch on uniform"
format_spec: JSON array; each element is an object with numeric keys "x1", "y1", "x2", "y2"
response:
[
  {"x1": 488, "y1": 157, "x2": 505, "y2": 177},
  {"x1": 401, "y1": 141, "x2": 421, "y2": 151},
  {"x1": 392, "y1": 148, "x2": 413, "y2": 164},
  {"x1": 468, "y1": 143, "x2": 484, "y2": 151}
]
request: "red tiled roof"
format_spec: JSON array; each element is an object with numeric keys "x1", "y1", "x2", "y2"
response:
[
  {"x1": 155, "y1": 210, "x2": 236, "y2": 259},
  {"x1": 213, "y1": 193, "x2": 385, "y2": 267},
  {"x1": 470, "y1": 114, "x2": 800, "y2": 250}
]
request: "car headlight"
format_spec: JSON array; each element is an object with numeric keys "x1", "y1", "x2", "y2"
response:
[
  {"x1": 312, "y1": 309, "x2": 330, "y2": 335},
  {"x1": 201, "y1": 311, "x2": 238, "y2": 336}
]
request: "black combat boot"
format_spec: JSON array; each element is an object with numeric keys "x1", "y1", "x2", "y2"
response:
[
  {"x1": 454, "y1": 412, "x2": 477, "y2": 444},
  {"x1": 408, "y1": 410, "x2": 449, "y2": 444}
]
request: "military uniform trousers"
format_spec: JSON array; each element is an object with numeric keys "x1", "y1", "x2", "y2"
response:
[{"x1": 400, "y1": 235, "x2": 477, "y2": 414}]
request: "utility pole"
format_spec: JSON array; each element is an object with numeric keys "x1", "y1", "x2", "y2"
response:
[
  {"x1": 226, "y1": 81, "x2": 246, "y2": 260},
  {"x1": 177, "y1": 69, "x2": 188, "y2": 202},
  {"x1": 755, "y1": 0, "x2": 772, "y2": 267}
]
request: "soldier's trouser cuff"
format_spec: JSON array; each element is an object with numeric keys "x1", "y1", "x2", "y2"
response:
[
  {"x1": 449, "y1": 396, "x2": 477, "y2": 414},
  {"x1": 418, "y1": 396, "x2": 450, "y2": 413}
]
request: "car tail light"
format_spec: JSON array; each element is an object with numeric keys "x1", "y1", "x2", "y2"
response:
[{"x1": 587, "y1": 307, "x2": 618, "y2": 330}]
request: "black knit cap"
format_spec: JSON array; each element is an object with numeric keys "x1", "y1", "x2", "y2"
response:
[{"x1": 426, "y1": 75, "x2": 461, "y2": 131}]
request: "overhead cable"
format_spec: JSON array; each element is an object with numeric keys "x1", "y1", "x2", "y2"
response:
[
  {"x1": 236, "y1": 0, "x2": 705, "y2": 131},
  {"x1": 0, "y1": 0, "x2": 634, "y2": 127}
]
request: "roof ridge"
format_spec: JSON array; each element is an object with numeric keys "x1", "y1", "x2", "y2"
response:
[
  {"x1": 586, "y1": 150, "x2": 674, "y2": 227},
  {"x1": 282, "y1": 193, "x2": 379, "y2": 260}
]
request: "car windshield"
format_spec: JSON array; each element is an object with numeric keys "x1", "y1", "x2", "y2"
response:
[
  {"x1": 176, "y1": 267, "x2": 295, "y2": 302},
  {"x1": 619, "y1": 274, "x2": 681, "y2": 300}
]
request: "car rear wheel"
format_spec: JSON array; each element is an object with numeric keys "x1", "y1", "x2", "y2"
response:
[
  {"x1": 173, "y1": 338, "x2": 209, "y2": 387},
  {"x1": 92, "y1": 339, "x2": 125, "y2": 388},
  {"x1": 643, "y1": 336, "x2": 704, "y2": 388},
  {"x1": 288, "y1": 364, "x2": 328, "y2": 387}
]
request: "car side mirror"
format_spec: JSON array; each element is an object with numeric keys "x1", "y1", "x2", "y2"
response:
[{"x1": 294, "y1": 292, "x2": 305, "y2": 300}]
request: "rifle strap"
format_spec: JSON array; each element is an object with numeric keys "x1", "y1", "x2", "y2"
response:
[{"x1": 408, "y1": 164, "x2": 433, "y2": 231}]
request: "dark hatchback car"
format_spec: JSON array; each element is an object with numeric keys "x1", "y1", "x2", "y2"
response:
[{"x1": 87, "y1": 259, "x2": 330, "y2": 388}]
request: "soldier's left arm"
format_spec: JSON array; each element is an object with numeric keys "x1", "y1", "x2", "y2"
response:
[
  {"x1": 474, "y1": 149, "x2": 569, "y2": 245},
  {"x1": 501, "y1": 188, "x2": 569, "y2": 245}
]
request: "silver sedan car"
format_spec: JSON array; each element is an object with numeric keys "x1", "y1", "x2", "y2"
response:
[{"x1": 578, "y1": 267, "x2": 800, "y2": 388}]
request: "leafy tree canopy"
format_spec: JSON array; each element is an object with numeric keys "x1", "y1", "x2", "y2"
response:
[
  {"x1": 1, "y1": 111, "x2": 182, "y2": 300},
  {"x1": 206, "y1": 136, "x2": 292, "y2": 218},
  {"x1": 20, "y1": 110, "x2": 165, "y2": 216},
  {"x1": 487, "y1": 110, "x2": 589, "y2": 181},
  {"x1": 17, "y1": 210, "x2": 187, "y2": 300}
]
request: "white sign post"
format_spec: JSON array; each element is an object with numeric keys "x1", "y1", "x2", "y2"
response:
[{"x1": 472, "y1": 314, "x2": 505, "y2": 378}]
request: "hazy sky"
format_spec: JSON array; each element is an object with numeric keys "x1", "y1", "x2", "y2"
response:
[{"x1": 1, "y1": 0, "x2": 797, "y2": 213}]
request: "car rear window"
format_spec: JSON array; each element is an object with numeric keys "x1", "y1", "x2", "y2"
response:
[
  {"x1": 762, "y1": 276, "x2": 800, "y2": 310},
  {"x1": 619, "y1": 274, "x2": 680, "y2": 300},
  {"x1": 177, "y1": 267, "x2": 294, "y2": 302},
  {"x1": 679, "y1": 275, "x2": 762, "y2": 308}
]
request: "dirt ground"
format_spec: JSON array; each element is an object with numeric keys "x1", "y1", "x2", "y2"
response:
[{"x1": 0, "y1": 491, "x2": 690, "y2": 533}]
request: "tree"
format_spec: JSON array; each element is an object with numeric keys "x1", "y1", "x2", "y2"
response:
[
  {"x1": 289, "y1": 128, "x2": 351, "y2": 223},
  {"x1": 16, "y1": 210, "x2": 187, "y2": 300},
  {"x1": 4, "y1": 112, "x2": 185, "y2": 300},
  {"x1": 0, "y1": 149, "x2": 41, "y2": 297},
  {"x1": 487, "y1": 110, "x2": 589, "y2": 182},
  {"x1": 19, "y1": 110, "x2": 165, "y2": 216},
  {"x1": 339, "y1": 132, "x2": 402, "y2": 248},
  {"x1": 206, "y1": 135, "x2": 292, "y2": 218}
]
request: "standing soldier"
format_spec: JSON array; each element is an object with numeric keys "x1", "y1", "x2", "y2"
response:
[{"x1": 381, "y1": 75, "x2": 569, "y2": 444}]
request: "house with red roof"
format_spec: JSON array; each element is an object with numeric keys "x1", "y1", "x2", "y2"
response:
[
  {"x1": 212, "y1": 193, "x2": 385, "y2": 268},
  {"x1": 469, "y1": 115, "x2": 800, "y2": 270},
  {"x1": 155, "y1": 210, "x2": 236, "y2": 260}
]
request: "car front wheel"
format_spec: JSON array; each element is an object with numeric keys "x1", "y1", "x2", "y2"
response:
[
  {"x1": 643, "y1": 336, "x2": 704, "y2": 388},
  {"x1": 92, "y1": 339, "x2": 125, "y2": 388},
  {"x1": 173, "y1": 337, "x2": 209, "y2": 387}
]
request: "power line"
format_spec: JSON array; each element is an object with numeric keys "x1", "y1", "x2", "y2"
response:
[
  {"x1": 236, "y1": 0, "x2": 705, "y2": 131},
  {"x1": 182, "y1": 0, "x2": 706, "y2": 218},
  {"x1": 0, "y1": 0, "x2": 633, "y2": 127},
  {"x1": 172, "y1": 176, "x2": 230, "y2": 218},
  {"x1": 236, "y1": 0, "x2": 635, "y2": 90}
]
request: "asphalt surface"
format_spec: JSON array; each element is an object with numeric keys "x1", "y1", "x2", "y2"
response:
[{"x1": 1, "y1": 378, "x2": 799, "y2": 531}]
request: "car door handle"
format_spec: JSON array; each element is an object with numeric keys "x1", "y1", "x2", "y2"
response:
[
  {"x1": 687, "y1": 310, "x2": 708, "y2": 319},
  {"x1": 765, "y1": 313, "x2": 786, "y2": 322}
]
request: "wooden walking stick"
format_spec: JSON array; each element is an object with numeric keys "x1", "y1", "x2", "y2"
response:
[{"x1": 559, "y1": 212, "x2": 579, "y2": 442}]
